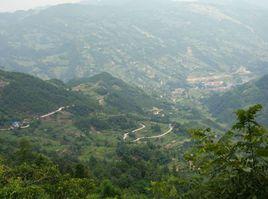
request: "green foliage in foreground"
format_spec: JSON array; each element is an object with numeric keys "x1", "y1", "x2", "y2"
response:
[
  {"x1": 0, "y1": 105, "x2": 267, "y2": 198},
  {"x1": 152, "y1": 104, "x2": 268, "y2": 198}
]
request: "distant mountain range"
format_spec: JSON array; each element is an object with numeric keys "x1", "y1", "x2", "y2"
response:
[
  {"x1": 0, "y1": 0, "x2": 267, "y2": 94},
  {"x1": 0, "y1": 1, "x2": 267, "y2": 197},
  {"x1": 201, "y1": 0, "x2": 268, "y2": 9}
]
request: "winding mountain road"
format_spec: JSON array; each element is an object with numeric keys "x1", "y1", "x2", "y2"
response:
[
  {"x1": 40, "y1": 107, "x2": 65, "y2": 119},
  {"x1": 0, "y1": 106, "x2": 67, "y2": 131},
  {"x1": 123, "y1": 123, "x2": 146, "y2": 140},
  {"x1": 132, "y1": 124, "x2": 173, "y2": 142},
  {"x1": 0, "y1": 128, "x2": 12, "y2": 131}
]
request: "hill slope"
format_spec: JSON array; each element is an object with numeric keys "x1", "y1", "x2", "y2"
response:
[
  {"x1": 69, "y1": 72, "x2": 163, "y2": 114},
  {"x1": 205, "y1": 75, "x2": 268, "y2": 126},
  {"x1": 0, "y1": 70, "x2": 170, "y2": 132},
  {"x1": 0, "y1": 70, "x2": 98, "y2": 125}
]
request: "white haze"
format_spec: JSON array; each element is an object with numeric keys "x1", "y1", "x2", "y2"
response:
[
  {"x1": 0, "y1": 0, "x2": 81, "y2": 12},
  {"x1": 0, "y1": 0, "x2": 267, "y2": 13}
]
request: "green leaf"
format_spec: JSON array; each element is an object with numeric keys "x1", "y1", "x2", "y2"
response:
[
  {"x1": 242, "y1": 167, "x2": 252, "y2": 173},
  {"x1": 256, "y1": 149, "x2": 268, "y2": 157}
]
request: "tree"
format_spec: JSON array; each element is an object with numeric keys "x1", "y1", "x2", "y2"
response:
[
  {"x1": 185, "y1": 104, "x2": 268, "y2": 198},
  {"x1": 56, "y1": 178, "x2": 96, "y2": 198},
  {"x1": 100, "y1": 180, "x2": 120, "y2": 198},
  {"x1": 151, "y1": 124, "x2": 161, "y2": 133},
  {"x1": 151, "y1": 177, "x2": 179, "y2": 199},
  {"x1": 75, "y1": 163, "x2": 90, "y2": 178},
  {"x1": 15, "y1": 139, "x2": 33, "y2": 164}
]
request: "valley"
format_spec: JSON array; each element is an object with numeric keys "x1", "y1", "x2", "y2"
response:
[
  {"x1": 187, "y1": 66, "x2": 253, "y2": 91},
  {"x1": 0, "y1": 0, "x2": 267, "y2": 198}
]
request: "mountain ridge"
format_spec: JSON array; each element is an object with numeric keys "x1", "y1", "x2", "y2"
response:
[{"x1": 0, "y1": 1, "x2": 267, "y2": 94}]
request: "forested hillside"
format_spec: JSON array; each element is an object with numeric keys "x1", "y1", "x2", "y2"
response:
[
  {"x1": 0, "y1": 104, "x2": 267, "y2": 198},
  {"x1": 0, "y1": 70, "x2": 171, "y2": 129},
  {"x1": 0, "y1": 0, "x2": 267, "y2": 198},
  {"x1": 69, "y1": 72, "x2": 163, "y2": 114},
  {"x1": 205, "y1": 74, "x2": 268, "y2": 126},
  {"x1": 0, "y1": 69, "x2": 267, "y2": 198},
  {"x1": 0, "y1": 70, "x2": 100, "y2": 125},
  {"x1": 0, "y1": 70, "x2": 180, "y2": 166}
]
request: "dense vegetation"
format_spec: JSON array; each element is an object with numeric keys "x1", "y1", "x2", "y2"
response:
[
  {"x1": 0, "y1": 105, "x2": 267, "y2": 198},
  {"x1": 0, "y1": 68, "x2": 267, "y2": 199},
  {"x1": 0, "y1": 70, "x2": 167, "y2": 129},
  {"x1": 0, "y1": 70, "x2": 99, "y2": 126},
  {"x1": 0, "y1": 70, "x2": 177, "y2": 166},
  {"x1": 69, "y1": 72, "x2": 162, "y2": 114},
  {"x1": 0, "y1": 1, "x2": 267, "y2": 196},
  {"x1": 0, "y1": 1, "x2": 267, "y2": 198}
]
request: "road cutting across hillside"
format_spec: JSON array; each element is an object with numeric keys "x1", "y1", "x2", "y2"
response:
[
  {"x1": 132, "y1": 124, "x2": 173, "y2": 142},
  {"x1": 0, "y1": 106, "x2": 67, "y2": 131},
  {"x1": 40, "y1": 107, "x2": 65, "y2": 119},
  {"x1": 123, "y1": 123, "x2": 146, "y2": 140}
]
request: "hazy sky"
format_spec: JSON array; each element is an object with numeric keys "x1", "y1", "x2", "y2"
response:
[{"x1": 0, "y1": 0, "x2": 81, "y2": 12}]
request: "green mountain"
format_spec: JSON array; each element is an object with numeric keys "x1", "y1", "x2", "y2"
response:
[
  {"x1": 0, "y1": 70, "x2": 100, "y2": 124},
  {"x1": 205, "y1": 74, "x2": 268, "y2": 126},
  {"x1": 69, "y1": 72, "x2": 163, "y2": 114},
  {"x1": 0, "y1": 69, "x2": 177, "y2": 135},
  {"x1": 0, "y1": 0, "x2": 267, "y2": 93},
  {"x1": 0, "y1": 1, "x2": 267, "y2": 197},
  {"x1": 0, "y1": 70, "x2": 162, "y2": 130},
  {"x1": 0, "y1": 70, "x2": 187, "y2": 182}
]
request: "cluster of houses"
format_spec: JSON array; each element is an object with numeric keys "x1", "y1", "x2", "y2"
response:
[
  {"x1": 10, "y1": 120, "x2": 30, "y2": 130},
  {"x1": 0, "y1": 120, "x2": 29, "y2": 131},
  {"x1": 1, "y1": 106, "x2": 71, "y2": 131}
]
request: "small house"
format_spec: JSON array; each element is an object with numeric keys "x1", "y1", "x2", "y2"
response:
[{"x1": 11, "y1": 121, "x2": 21, "y2": 129}]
